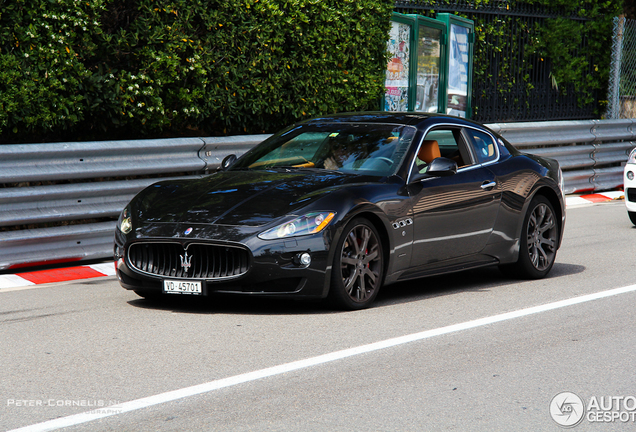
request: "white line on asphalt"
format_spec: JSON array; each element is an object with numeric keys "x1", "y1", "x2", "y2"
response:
[{"x1": 9, "y1": 283, "x2": 636, "y2": 432}]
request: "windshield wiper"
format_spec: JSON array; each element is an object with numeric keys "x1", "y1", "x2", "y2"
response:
[{"x1": 266, "y1": 166, "x2": 327, "y2": 172}]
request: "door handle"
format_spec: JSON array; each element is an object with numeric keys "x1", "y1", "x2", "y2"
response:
[{"x1": 480, "y1": 180, "x2": 496, "y2": 191}]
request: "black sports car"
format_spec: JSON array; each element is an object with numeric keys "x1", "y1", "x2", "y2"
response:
[{"x1": 114, "y1": 112, "x2": 565, "y2": 310}]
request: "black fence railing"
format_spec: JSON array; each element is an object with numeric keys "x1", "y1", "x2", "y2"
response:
[{"x1": 394, "y1": 1, "x2": 599, "y2": 122}]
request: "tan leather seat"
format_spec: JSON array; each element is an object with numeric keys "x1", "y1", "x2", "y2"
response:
[{"x1": 418, "y1": 140, "x2": 441, "y2": 164}]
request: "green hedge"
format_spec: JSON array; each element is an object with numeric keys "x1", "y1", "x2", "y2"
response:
[
  {"x1": 0, "y1": 0, "x2": 394, "y2": 143},
  {"x1": 0, "y1": 0, "x2": 105, "y2": 142}
]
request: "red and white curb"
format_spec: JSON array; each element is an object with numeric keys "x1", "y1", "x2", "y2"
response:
[
  {"x1": 0, "y1": 263, "x2": 116, "y2": 290},
  {"x1": 565, "y1": 191, "x2": 624, "y2": 207}
]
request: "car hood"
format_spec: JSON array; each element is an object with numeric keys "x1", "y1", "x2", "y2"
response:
[{"x1": 132, "y1": 169, "x2": 375, "y2": 226}]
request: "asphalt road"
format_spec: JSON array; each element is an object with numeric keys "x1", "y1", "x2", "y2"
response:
[{"x1": 2, "y1": 201, "x2": 635, "y2": 431}]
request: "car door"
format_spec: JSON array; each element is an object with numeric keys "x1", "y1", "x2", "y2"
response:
[{"x1": 407, "y1": 126, "x2": 501, "y2": 267}]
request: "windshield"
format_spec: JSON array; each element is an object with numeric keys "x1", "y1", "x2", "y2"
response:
[{"x1": 231, "y1": 123, "x2": 416, "y2": 176}]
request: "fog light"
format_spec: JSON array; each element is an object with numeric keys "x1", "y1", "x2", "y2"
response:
[
  {"x1": 299, "y1": 252, "x2": 311, "y2": 266},
  {"x1": 628, "y1": 171, "x2": 635, "y2": 181}
]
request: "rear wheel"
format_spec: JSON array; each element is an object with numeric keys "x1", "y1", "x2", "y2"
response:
[
  {"x1": 329, "y1": 218, "x2": 384, "y2": 310},
  {"x1": 500, "y1": 195, "x2": 559, "y2": 279},
  {"x1": 629, "y1": 211, "x2": 636, "y2": 226}
]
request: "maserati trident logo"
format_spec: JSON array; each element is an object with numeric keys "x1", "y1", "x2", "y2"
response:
[{"x1": 180, "y1": 251, "x2": 193, "y2": 272}]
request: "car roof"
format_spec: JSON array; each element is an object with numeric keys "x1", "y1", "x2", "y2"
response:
[{"x1": 300, "y1": 112, "x2": 486, "y2": 131}]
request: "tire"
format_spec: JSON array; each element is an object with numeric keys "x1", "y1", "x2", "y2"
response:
[
  {"x1": 500, "y1": 195, "x2": 559, "y2": 279},
  {"x1": 629, "y1": 211, "x2": 636, "y2": 226},
  {"x1": 329, "y1": 218, "x2": 384, "y2": 310}
]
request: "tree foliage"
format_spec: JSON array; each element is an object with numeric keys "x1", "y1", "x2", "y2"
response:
[
  {"x1": 0, "y1": 0, "x2": 394, "y2": 143},
  {"x1": 0, "y1": 0, "x2": 623, "y2": 142}
]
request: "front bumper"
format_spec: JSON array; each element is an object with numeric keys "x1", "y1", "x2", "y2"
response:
[{"x1": 114, "y1": 230, "x2": 332, "y2": 299}]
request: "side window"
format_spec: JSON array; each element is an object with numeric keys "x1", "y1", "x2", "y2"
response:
[
  {"x1": 416, "y1": 128, "x2": 472, "y2": 173},
  {"x1": 465, "y1": 129, "x2": 497, "y2": 164}
]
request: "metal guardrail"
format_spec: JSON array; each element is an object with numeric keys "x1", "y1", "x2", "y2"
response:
[
  {"x1": 0, "y1": 135, "x2": 268, "y2": 270},
  {"x1": 486, "y1": 119, "x2": 636, "y2": 193},
  {"x1": 0, "y1": 223, "x2": 117, "y2": 271},
  {"x1": 0, "y1": 135, "x2": 268, "y2": 229},
  {"x1": 0, "y1": 121, "x2": 634, "y2": 270}
]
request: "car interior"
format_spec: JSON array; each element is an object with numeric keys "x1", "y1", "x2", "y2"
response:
[{"x1": 416, "y1": 128, "x2": 473, "y2": 173}]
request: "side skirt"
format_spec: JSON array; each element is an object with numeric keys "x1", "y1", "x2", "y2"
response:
[{"x1": 386, "y1": 254, "x2": 499, "y2": 284}]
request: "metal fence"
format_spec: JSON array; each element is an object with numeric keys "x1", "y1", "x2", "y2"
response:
[
  {"x1": 394, "y1": 1, "x2": 599, "y2": 122},
  {"x1": 607, "y1": 17, "x2": 636, "y2": 119},
  {"x1": 0, "y1": 121, "x2": 634, "y2": 270}
]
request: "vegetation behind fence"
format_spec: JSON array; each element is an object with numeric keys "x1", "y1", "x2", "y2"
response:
[
  {"x1": 395, "y1": 0, "x2": 622, "y2": 123},
  {"x1": 0, "y1": 0, "x2": 623, "y2": 144}
]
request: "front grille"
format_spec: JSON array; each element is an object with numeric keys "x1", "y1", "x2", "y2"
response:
[
  {"x1": 628, "y1": 188, "x2": 636, "y2": 203},
  {"x1": 127, "y1": 242, "x2": 250, "y2": 279}
]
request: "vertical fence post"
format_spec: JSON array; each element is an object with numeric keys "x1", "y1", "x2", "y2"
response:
[{"x1": 608, "y1": 15, "x2": 625, "y2": 119}]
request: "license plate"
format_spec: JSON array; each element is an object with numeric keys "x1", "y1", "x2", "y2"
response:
[{"x1": 163, "y1": 280, "x2": 202, "y2": 295}]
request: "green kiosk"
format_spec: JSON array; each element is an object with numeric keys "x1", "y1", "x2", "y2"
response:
[{"x1": 383, "y1": 12, "x2": 474, "y2": 118}]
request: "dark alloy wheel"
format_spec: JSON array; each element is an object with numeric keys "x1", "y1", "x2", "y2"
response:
[
  {"x1": 329, "y1": 218, "x2": 384, "y2": 310},
  {"x1": 501, "y1": 195, "x2": 559, "y2": 279}
]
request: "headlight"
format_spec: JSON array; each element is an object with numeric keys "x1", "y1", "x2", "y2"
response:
[
  {"x1": 118, "y1": 206, "x2": 133, "y2": 234},
  {"x1": 258, "y1": 212, "x2": 336, "y2": 240},
  {"x1": 628, "y1": 148, "x2": 636, "y2": 164}
]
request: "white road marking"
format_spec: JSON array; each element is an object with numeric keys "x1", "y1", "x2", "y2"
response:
[{"x1": 9, "y1": 283, "x2": 636, "y2": 432}]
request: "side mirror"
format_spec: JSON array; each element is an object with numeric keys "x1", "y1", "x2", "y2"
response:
[
  {"x1": 411, "y1": 157, "x2": 458, "y2": 182},
  {"x1": 427, "y1": 157, "x2": 458, "y2": 176},
  {"x1": 219, "y1": 154, "x2": 237, "y2": 171}
]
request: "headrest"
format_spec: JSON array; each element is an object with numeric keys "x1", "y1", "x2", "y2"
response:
[{"x1": 418, "y1": 140, "x2": 441, "y2": 164}]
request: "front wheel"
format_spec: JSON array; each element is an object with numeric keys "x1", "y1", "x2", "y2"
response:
[
  {"x1": 329, "y1": 218, "x2": 384, "y2": 310},
  {"x1": 500, "y1": 195, "x2": 559, "y2": 279},
  {"x1": 629, "y1": 211, "x2": 636, "y2": 226}
]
